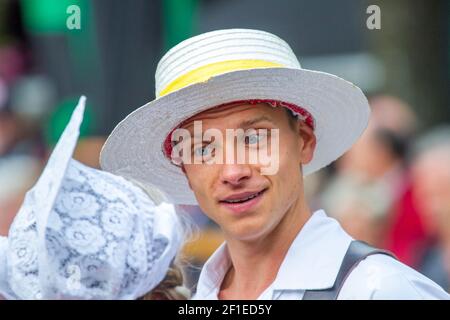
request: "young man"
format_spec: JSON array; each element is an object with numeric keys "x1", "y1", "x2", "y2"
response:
[{"x1": 100, "y1": 29, "x2": 449, "y2": 299}]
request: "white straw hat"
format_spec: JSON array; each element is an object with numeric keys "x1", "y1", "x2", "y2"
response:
[
  {"x1": 100, "y1": 29, "x2": 370, "y2": 205},
  {"x1": 0, "y1": 97, "x2": 183, "y2": 299}
]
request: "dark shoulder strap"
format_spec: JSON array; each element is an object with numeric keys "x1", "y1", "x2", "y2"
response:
[{"x1": 302, "y1": 240, "x2": 396, "y2": 300}]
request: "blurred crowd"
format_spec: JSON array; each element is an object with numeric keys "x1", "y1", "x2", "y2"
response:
[
  {"x1": 307, "y1": 96, "x2": 450, "y2": 292},
  {"x1": 0, "y1": 41, "x2": 104, "y2": 234},
  {"x1": 0, "y1": 0, "x2": 449, "y2": 293}
]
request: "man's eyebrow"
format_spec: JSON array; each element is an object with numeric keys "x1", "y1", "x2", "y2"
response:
[
  {"x1": 181, "y1": 115, "x2": 277, "y2": 132},
  {"x1": 237, "y1": 115, "x2": 277, "y2": 128}
]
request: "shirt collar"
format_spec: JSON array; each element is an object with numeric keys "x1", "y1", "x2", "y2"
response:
[
  {"x1": 194, "y1": 241, "x2": 230, "y2": 299},
  {"x1": 271, "y1": 209, "x2": 352, "y2": 290},
  {"x1": 194, "y1": 210, "x2": 353, "y2": 298}
]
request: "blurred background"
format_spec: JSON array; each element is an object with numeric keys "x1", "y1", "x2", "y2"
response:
[{"x1": 0, "y1": 0, "x2": 449, "y2": 293}]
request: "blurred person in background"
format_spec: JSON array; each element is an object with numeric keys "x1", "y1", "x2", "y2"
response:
[
  {"x1": 0, "y1": 44, "x2": 46, "y2": 236},
  {"x1": 320, "y1": 95, "x2": 427, "y2": 267},
  {"x1": 410, "y1": 127, "x2": 450, "y2": 292},
  {"x1": 0, "y1": 71, "x2": 103, "y2": 236},
  {"x1": 0, "y1": 43, "x2": 32, "y2": 156},
  {"x1": 0, "y1": 74, "x2": 59, "y2": 233}
]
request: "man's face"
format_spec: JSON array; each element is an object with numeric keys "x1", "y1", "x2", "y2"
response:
[{"x1": 180, "y1": 103, "x2": 316, "y2": 241}]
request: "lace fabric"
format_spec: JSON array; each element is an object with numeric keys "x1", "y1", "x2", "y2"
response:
[{"x1": 0, "y1": 96, "x2": 183, "y2": 299}]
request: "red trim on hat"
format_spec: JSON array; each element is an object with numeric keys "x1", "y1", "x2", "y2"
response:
[{"x1": 163, "y1": 99, "x2": 315, "y2": 161}]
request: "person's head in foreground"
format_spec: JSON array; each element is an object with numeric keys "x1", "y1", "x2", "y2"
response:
[
  {"x1": 101, "y1": 29, "x2": 449, "y2": 299},
  {"x1": 0, "y1": 98, "x2": 189, "y2": 300}
]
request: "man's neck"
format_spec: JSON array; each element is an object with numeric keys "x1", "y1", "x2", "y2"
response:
[{"x1": 218, "y1": 199, "x2": 311, "y2": 300}]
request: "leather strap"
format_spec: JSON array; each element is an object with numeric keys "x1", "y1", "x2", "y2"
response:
[{"x1": 302, "y1": 240, "x2": 396, "y2": 300}]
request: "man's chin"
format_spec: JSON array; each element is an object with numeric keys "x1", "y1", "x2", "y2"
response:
[
  {"x1": 229, "y1": 231, "x2": 269, "y2": 242},
  {"x1": 223, "y1": 219, "x2": 272, "y2": 242}
]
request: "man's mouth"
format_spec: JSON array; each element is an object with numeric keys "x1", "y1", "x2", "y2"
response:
[
  {"x1": 218, "y1": 188, "x2": 267, "y2": 215},
  {"x1": 219, "y1": 189, "x2": 267, "y2": 204}
]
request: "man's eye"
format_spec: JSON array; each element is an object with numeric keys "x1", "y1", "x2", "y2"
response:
[
  {"x1": 245, "y1": 133, "x2": 262, "y2": 145},
  {"x1": 194, "y1": 146, "x2": 211, "y2": 157}
]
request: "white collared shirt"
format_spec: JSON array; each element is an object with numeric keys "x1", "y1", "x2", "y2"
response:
[{"x1": 193, "y1": 210, "x2": 450, "y2": 300}]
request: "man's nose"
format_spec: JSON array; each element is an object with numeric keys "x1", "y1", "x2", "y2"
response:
[{"x1": 219, "y1": 164, "x2": 252, "y2": 186}]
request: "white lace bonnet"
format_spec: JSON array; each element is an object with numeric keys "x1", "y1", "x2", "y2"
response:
[{"x1": 0, "y1": 96, "x2": 184, "y2": 299}]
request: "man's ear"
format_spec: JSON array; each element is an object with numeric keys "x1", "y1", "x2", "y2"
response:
[{"x1": 297, "y1": 122, "x2": 316, "y2": 165}]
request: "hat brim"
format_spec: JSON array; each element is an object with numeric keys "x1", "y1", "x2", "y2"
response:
[{"x1": 100, "y1": 67, "x2": 370, "y2": 205}]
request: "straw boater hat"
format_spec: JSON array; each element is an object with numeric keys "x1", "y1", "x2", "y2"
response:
[{"x1": 100, "y1": 29, "x2": 370, "y2": 205}]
